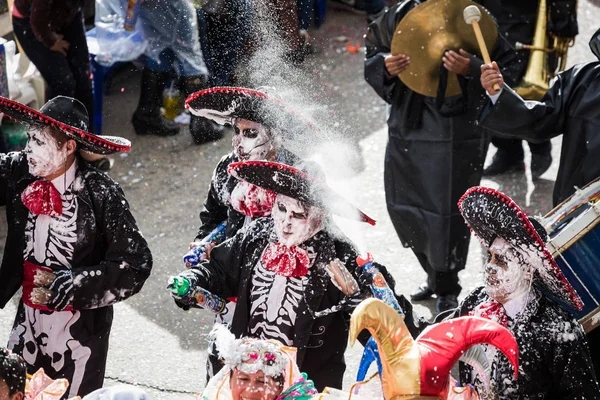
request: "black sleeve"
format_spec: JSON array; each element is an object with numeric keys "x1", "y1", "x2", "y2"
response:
[
  {"x1": 478, "y1": 70, "x2": 570, "y2": 142},
  {"x1": 364, "y1": 4, "x2": 410, "y2": 104},
  {"x1": 0, "y1": 152, "x2": 24, "y2": 206},
  {"x1": 195, "y1": 156, "x2": 232, "y2": 241},
  {"x1": 72, "y1": 184, "x2": 153, "y2": 309},
  {"x1": 191, "y1": 221, "x2": 256, "y2": 299}
]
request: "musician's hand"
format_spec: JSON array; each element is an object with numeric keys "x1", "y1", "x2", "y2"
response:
[
  {"x1": 385, "y1": 54, "x2": 410, "y2": 76},
  {"x1": 442, "y1": 49, "x2": 471, "y2": 76},
  {"x1": 480, "y1": 62, "x2": 504, "y2": 95}
]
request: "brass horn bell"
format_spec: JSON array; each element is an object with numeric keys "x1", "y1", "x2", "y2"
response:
[{"x1": 391, "y1": 0, "x2": 498, "y2": 97}]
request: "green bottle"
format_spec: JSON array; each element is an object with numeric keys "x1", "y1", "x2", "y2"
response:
[{"x1": 170, "y1": 276, "x2": 191, "y2": 296}]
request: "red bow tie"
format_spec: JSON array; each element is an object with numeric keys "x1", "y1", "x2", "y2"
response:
[
  {"x1": 471, "y1": 300, "x2": 509, "y2": 328},
  {"x1": 21, "y1": 180, "x2": 63, "y2": 217},
  {"x1": 261, "y1": 242, "x2": 310, "y2": 277}
]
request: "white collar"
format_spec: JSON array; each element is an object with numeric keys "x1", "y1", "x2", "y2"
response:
[{"x1": 50, "y1": 159, "x2": 78, "y2": 194}]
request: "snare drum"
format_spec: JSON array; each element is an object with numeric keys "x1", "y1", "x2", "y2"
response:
[{"x1": 542, "y1": 178, "x2": 600, "y2": 333}]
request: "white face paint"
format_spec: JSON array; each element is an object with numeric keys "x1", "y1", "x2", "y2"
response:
[
  {"x1": 24, "y1": 126, "x2": 68, "y2": 178},
  {"x1": 232, "y1": 119, "x2": 275, "y2": 161},
  {"x1": 484, "y1": 237, "x2": 533, "y2": 304},
  {"x1": 272, "y1": 195, "x2": 323, "y2": 247}
]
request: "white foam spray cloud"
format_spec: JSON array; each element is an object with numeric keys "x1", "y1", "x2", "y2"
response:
[{"x1": 237, "y1": 0, "x2": 372, "y2": 255}]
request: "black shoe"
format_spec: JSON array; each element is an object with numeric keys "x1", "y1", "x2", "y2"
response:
[
  {"x1": 436, "y1": 295, "x2": 458, "y2": 314},
  {"x1": 132, "y1": 68, "x2": 180, "y2": 137},
  {"x1": 410, "y1": 283, "x2": 434, "y2": 301},
  {"x1": 180, "y1": 76, "x2": 225, "y2": 144},
  {"x1": 483, "y1": 154, "x2": 525, "y2": 176},
  {"x1": 531, "y1": 152, "x2": 552, "y2": 179},
  {"x1": 189, "y1": 117, "x2": 226, "y2": 145}
]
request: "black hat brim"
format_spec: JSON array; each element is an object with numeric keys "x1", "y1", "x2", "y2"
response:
[
  {"x1": 0, "y1": 97, "x2": 130, "y2": 154},
  {"x1": 185, "y1": 87, "x2": 317, "y2": 137},
  {"x1": 228, "y1": 161, "x2": 376, "y2": 226},
  {"x1": 458, "y1": 186, "x2": 583, "y2": 310}
]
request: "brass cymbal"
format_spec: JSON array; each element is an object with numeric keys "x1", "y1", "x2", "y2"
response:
[{"x1": 391, "y1": 0, "x2": 498, "y2": 97}]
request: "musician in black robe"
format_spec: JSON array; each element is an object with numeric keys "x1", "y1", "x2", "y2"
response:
[
  {"x1": 477, "y1": 0, "x2": 578, "y2": 177},
  {"x1": 479, "y1": 27, "x2": 600, "y2": 375},
  {"x1": 364, "y1": 0, "x2": 517, "y2": 313}
]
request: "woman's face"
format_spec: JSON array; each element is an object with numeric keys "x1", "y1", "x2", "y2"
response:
[
  {"x1": 230, "y1": 369, "x2": 283, "y2": 400},
  {"x1": 232, "y1": 119, "x2": 275, "y2": 161},
  {"x1": 24, "y1": 126, "x2": 67, "y2": 178}
]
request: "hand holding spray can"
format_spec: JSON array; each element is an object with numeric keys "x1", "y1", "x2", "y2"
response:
[
  {"x1": 356, "y1": 253, "x2": 404, "y2": 314},
  {"x1": 168, "y1": 276, "x2": 226, "y2": 314},
  {"x1": 183, "y1": 221, "x2": 227, "y2": 267}
]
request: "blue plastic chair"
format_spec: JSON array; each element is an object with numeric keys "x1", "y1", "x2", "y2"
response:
[{"x1": 86, "y1": 27, "x2": 139, "y2": 134}]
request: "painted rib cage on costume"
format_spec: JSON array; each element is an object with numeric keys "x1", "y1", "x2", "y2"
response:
[
  {"x1": 0, "y1": 154, "x2": 152, "y2": 397},
  {"x1": 0, "y1": 96, "x2": 151, "y2": 398},
  {"x1": 182, "y1": 161, "x2": 422, "y2": 391}
]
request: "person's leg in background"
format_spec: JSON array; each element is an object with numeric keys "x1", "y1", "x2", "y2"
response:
[
  {"x1": 205, "y1": 0, "x2": 252, "y2": 86},
  {"x1": 132, "y1": 50, "x2": 180, "y2": 137},
  {"x1": 61, "y1": 11, "x2": 94, "y2": 131},
  {"x1": 483, "y1": 136, "x2": 525, "y2": 176},
  {"x1": 12, "y1": 17, "x2": 77, "y2": 103},
  {"x1": 528, "y1": 139, "x2": 552, "y2": 179}
]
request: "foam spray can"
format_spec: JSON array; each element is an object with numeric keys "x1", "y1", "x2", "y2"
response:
[
  {"x1": 183, "y1": 221, "x2": 227, "y2": 266},
  {"x1": 169, "y1": 276, "x2": 226, "y2": 314},
  {"x1": 356, "y1": 253, "x2": 404, "y2": 314}
]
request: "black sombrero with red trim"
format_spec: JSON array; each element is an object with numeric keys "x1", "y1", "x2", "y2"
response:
[
  {"x1": 0, "y1": 96, "x2": 130, "y2": 154},
  {"x1": 458, "y1": 186, "x2": 583, "y2": 310},
  {"x1": 228, "y1": 161, "x2": 376, "y2": 226},
  {"x1": 185, "y1": 87, "x2": 317, "y2": 136}
]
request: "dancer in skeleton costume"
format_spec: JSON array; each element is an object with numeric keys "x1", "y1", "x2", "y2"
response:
[
  {"x1": 183, "y1": 87, "x2": 311, "y2": 265},
  {"x1": 443, "y1": 187, "x2": 599, "y2": 398},
  {"x1": 170, "y1": 161, "x2": 423, "y2": 391},
  {"x1": 0, "y1": 96, "x2": 153, "y2": 398},
  {"x1": 184, "y1": 87, "x2": 313, "y2": 378}
]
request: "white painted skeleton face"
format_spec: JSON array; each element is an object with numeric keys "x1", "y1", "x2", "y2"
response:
[
  {"x1": 272, "y1": 195, "x2": 323, "y2": 247},
  {"x1": 230, "y1": 369, "x2": 283, "y2": 400},
  {"x1": 233, "y1": 119, "x2": 275, "y2": 161},
  {"x1": 484, "y1": 237, "x2": 533, "y2": 304},
  {"x1": 24, "y1": 126, "x2": 68, "y2": 178}
]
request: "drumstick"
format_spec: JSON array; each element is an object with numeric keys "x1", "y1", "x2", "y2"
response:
[{"x1": 463, "y1": 5, "x2": 500, "y2": 91}]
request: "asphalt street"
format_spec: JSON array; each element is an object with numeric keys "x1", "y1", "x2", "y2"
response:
[{"x1": 1, "y1": 1, "x2": 598, "y2": 398}]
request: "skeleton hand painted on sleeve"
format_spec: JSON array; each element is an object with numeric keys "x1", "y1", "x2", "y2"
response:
[{"x1": 48, "y1": 269, "x2": 74, "y2": 310}]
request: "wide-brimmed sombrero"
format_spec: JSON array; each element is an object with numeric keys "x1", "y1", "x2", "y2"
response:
[
  {"x1": 228, "y1": 161, "x2": 376, "y2": 226},
  {"x1": 458, "y1": 186, "x2": 583, "y2": 310},
  {"x1": 185, "y1": 87, "x2": 316, "y2": 136},
  {"x1": 0, "y1": 96, "x2": 130, "y2": 154}
]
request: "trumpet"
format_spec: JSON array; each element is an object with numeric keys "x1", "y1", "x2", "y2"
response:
[{"x1": 513, "y1": 0, "x2": 575, "y2": 100}]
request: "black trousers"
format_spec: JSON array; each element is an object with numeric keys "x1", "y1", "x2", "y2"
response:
[
  {"x1": 8, "y1": 302, "x2": 113, "y2": 398},
  {"x1": 490, "y1": 136, "x2": 552, "y2": 160},
  {"x1": 13, "y1": 12, "x2": 94, "y2": 130}
]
